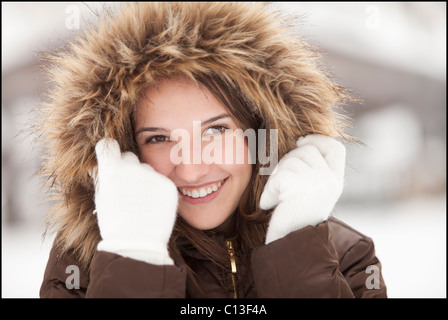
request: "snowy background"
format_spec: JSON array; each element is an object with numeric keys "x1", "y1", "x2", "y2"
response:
[{"x1": 2, "y1": 2, "x2": 446, "y2": 298}]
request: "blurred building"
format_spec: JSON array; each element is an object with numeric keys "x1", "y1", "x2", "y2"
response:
[{"x1": 277, "y1": 2, "x2": 446, "y2": 203}]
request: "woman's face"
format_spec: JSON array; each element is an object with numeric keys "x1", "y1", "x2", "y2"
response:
[{"x1": 135, "y1": 78, "x2": 252, "y2": 230}]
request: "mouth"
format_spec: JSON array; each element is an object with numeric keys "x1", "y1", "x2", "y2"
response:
[{"x1": 177, "y1": 178, "x2": 228, "y2": 204}]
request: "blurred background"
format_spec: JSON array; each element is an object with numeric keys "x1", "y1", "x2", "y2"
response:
[{"x1": 2, "y1": 2, "x2": 446, "y2": 298}]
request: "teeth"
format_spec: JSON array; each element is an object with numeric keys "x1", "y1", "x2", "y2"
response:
[
  {"x1": 179, "y1": 180, "x2": 224, "y2": 198},
  {"x1": 191, "y1": 190, "x2": 199, "y2": 198},
  {"x1": 199, "y1": 188, "x2": 207, "y2": 197}
]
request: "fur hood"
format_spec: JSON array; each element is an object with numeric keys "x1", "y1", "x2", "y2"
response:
[{"x1": 38, "y1": 2, "x2": 352, "y2": 267}]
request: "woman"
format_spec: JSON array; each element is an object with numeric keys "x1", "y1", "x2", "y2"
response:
[{"x1": 39, "y1": 2, "x2": 386, "y2": 298}]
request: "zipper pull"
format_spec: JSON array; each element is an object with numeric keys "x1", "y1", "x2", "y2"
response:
[
  {"x1": 226, "y1": 240, "x2": 237, "y2": 273},
  {"x1": 226, "y1": 240, "x2": 238, "y2": 298}
]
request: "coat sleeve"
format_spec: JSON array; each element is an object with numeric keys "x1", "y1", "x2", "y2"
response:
[
  {"x1": 39, "y1": 242, "x2": 88, "y2": 298},
  {"x1": 86, "y1": 251, "x2": 186, "y2": 298},
  {"x1": 329, "y1": 218, "x2": 387, "y2": 298},
  {"x1": 251, "y1": 219, "x2": 387, "y2": 298},
  {"x1": 40, "y1": 240, "x2": 187, "y2": 298}
]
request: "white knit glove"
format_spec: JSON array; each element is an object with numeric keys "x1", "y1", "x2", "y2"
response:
[
  {"x1": 92, "y1": 138, "x2": 178, "y2": 265},
  {"x1": 260, "y1": 134, "x2": 346, "y2": 244}
]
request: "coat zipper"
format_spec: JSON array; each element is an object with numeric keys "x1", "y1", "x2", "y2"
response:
[{"x1": 225, "y1": 240, "x2": 239, "y2": 298}]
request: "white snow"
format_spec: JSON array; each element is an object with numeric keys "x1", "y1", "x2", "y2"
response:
[
  {"x1": 2, "y1": 222, "x2": 55, "y2": 298},
  {"x1": 334, "y1": 195, "x2": 446, "y2": 298}
]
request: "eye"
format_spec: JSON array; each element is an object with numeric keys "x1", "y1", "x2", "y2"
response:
[
  {"x1": 145, "y1": 135, "x2": 170, "y2": 144},
  {"x1": 203, "y1": 125, "x2": 228, "y2": 136}
]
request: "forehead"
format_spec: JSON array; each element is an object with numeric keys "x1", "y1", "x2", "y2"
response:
[{"x1": 136, "y1": 78, "x2": 229, "y2": 127}]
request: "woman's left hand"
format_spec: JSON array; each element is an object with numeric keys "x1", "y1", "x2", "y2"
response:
[{"x1": 260, "y1": 134, "x2": 346, "y2": 244}]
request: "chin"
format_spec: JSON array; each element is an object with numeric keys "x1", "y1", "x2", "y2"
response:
[{"x1": 179, "y1": 210, "x2": 229, "y2": 231}]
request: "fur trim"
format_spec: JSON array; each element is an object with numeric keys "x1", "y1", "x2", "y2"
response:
[{"x1": 37, "y1": 2, "x2": 353, "y2": 268}]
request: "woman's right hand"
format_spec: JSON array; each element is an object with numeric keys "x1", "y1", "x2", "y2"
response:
[{"x1": 92, "y1": 138, "x2": 179, "y2": 265}]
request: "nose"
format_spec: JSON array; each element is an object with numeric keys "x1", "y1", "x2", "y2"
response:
[
  {"x1": 171, "y1": 128, "x2": 211, "y2": 184},
  {"x1": 174, "y1": 162, "x2": 211, "y2": 185}
]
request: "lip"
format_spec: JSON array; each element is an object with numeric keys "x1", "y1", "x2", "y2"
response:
[{"x1": 178, "y1": 178, "x2": 228, "y2": 205}]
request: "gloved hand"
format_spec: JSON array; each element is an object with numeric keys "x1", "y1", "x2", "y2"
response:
[
  {"x1": 260, "y1": 134, "x2": 346, "y2": 244},
  {"x1": 92, "y1": 138, "x2": 178, "y2": 265}
]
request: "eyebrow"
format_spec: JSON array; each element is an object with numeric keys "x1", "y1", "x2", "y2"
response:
[
  {"x1": 135, "y1": 113, "x2": 231, "y2": 135},
  {"x1": 135, "y1": 126, "x2": 168, "y2": 135},
  {"x1": 202, "y1": 113, "x2": 231, "y2": 126}
]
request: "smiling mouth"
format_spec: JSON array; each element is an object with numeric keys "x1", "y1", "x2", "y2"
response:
[{"x1": 178, "y1": 178, "x2": 227, "y2": 199}]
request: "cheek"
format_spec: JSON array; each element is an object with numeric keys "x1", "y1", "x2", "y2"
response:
[
  {"x1": 221, "y1": 133, "x2": 253, "y2": 165},
  {"x1": 220, "y1": 136, "x2": 253, "y2": 183},
  {"x1": 221, "y1": 161, "x2": 252, "y2": 189},
  {"x1": 139, "y1": 147, "x2": 173, "y2": 176}
]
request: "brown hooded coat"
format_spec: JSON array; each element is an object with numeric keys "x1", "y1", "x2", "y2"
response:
[
  {"x1": 41, "y1": 217, "x2": 386, "y2": 298},
  {"x1": 38, "y1": 2, "x2": 386, "y2": 298}
]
